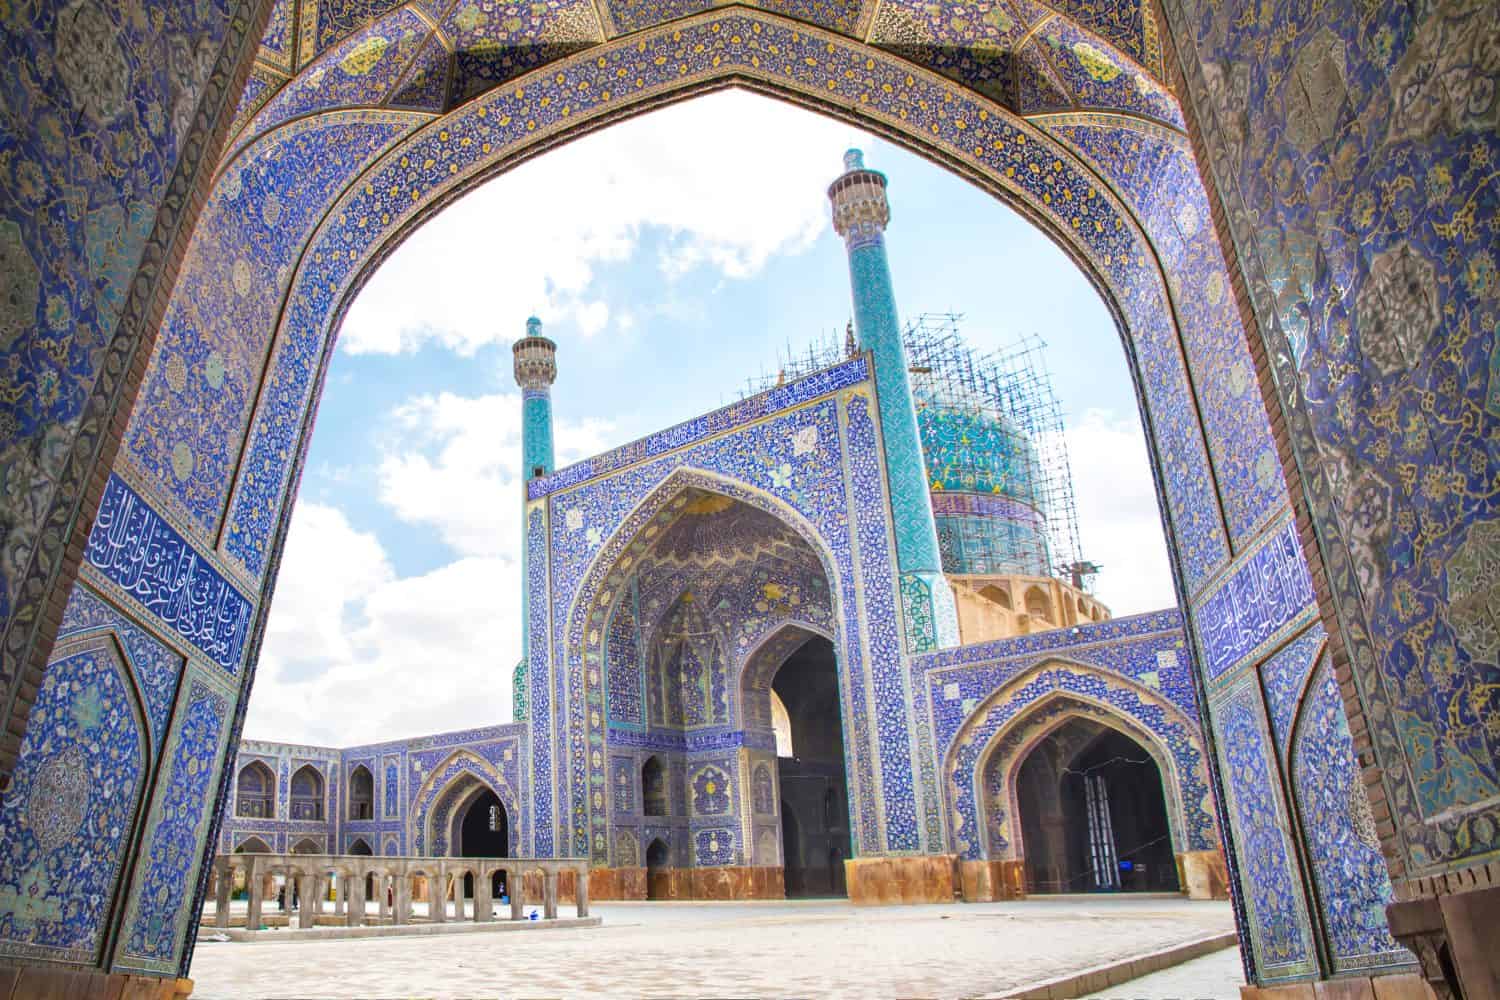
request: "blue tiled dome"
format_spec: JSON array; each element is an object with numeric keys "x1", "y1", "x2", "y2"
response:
[{"x1": 912, "y1": 373, "x2": 1051, "y2": 577}]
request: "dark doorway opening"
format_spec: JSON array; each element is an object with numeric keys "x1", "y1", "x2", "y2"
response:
[
  {"x1": 646, "y1": 838, "x2": 669, "y2": 900},
  {"x1": 457, "y1": 788, "x2": 508, "y2": 897},
  {"x1": 772, "y1": 637, "x2": 850, "y2": 897},
  {"x1": 1017, "y1": 720, "x2": 1178, "y2": 893}
]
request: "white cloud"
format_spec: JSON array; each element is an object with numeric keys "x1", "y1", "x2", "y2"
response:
[
  {"x1": 338, "y1": 90, "x2": 869, "y2": 354},
  {"x1": 376, "y1": 390, "x2": 615, "y2": 559},
  {"x1": 247, "y1": 538, "x2": 519, "y2": 747},
  {"x1": 1063, "y1": 408, "x2": 1177, "y2": 615}
]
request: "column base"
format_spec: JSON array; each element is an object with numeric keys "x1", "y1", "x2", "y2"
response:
[
  {"x1": 958, "y1": 859, "x2": 1027, "y2": 901},
  {"x1": 844, "y1": 854, "x2": 957, "y2": 905},
  {"x1": 1176, "y1": 849, "x2": 1230, "y2": 900},
  {"x1": 0, "y1": 966, "x2": 193, "y2": 998},
  {"x1": 1238, "y1": 972, "x2": 1434, "y2": 999}
]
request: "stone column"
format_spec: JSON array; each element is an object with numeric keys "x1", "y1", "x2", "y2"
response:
[
  {"x1": 393, "y1": 875, "x2": 411, "y2": 925},
  {"x1": 475, "y1": 867, "x2": 493, "y2": 923},
  {"x1": 346, "y1": 873, "x2": 365, "y2": 927},
  {"x1": 575, "y1": 864, "x2": 590, "y2": 918},
  {"x1": 245, "y1": 860, "x2": 263, "y2": 930},
  {"x1": 430, "y1": 874, "x2": 446, "y2": 924},
  {"x1": 510, "y1": 875, "x2": 525, "y2": 921},
  {"x1": 214, "y1": 861, "x2": 233, "y2": 928},
  {"x1": 333, "y1": 875, "x2": 345, "y2": 916},
  {"x1": 297, "y1": 875, "x2": 317, "y2": 929},
  {"x1": 543, "y1": 870, "x2": 559, "y2": 920}
]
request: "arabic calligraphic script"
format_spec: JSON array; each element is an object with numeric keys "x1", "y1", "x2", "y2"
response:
[{"x1": 86, "y1": 475, "x2": 252, "y2": 674}]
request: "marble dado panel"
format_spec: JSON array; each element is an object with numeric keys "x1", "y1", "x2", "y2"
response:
[
  {"x1": 1192, "y1": 515, "x2": 1316, "y2": 684},
  {"x1": 84, "y1": 474, "x2": 253, "y2": 675}
]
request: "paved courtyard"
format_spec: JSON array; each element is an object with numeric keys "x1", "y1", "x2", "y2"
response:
[{"x1": 189, "y1": 896, "x2": 1238, "y2": 999}]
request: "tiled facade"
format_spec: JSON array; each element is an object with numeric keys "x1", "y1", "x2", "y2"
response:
[{"x1": 0, "y1": 0, "x2": 1488, "y2": 993}]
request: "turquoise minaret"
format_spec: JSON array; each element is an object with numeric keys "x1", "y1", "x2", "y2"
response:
[
  {"x1": 514, "y1": 319, "x2": 557, "y2": 697},
  {"x1": 513, "y1": 317, "x2": 557, "y2": 479},
  {"x1": 829, "y1": 150, "x2": 958, "y2": 651}
]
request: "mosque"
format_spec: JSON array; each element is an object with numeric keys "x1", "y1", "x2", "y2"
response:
[
  {"x1": 3, "y1": 0, "x2": 1491, "y2": 992},
  {"x1": 218, "y1": 151, "x2": 1226, "y2": 906}
]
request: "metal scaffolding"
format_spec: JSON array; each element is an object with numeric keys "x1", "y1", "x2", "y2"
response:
[{"x1": 745, "y1": 313, "x2": 1094, "y2": 592}]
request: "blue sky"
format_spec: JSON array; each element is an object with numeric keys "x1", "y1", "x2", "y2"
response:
[{"x1": 246, "y1": 91, "x2": 1173, "y2": 747}]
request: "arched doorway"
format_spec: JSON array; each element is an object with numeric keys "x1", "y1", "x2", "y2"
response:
[
  {"x1": 772, "y1": 637, "x2": 850, "y2": 897},
  {"x1": 451, "y1": 786, "x2": 508, "y2": 899},
  {"x1": 646, "y1": 839, "x2": 670, "y2": 900},
  {"x1": 1016, "y1": 719, "x2": 1178, "y2": 894}
]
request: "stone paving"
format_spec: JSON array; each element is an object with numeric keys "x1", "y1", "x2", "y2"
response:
[
  {"x1": 1082, "y1": 945, "x2": 1245, "y2": 1000},
  {"x1": 189, "y1": 896, "x2": 1235, "y2": 999}
]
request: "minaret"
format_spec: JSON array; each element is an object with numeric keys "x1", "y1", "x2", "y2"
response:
[
  {"x1": 513, "y1": 318, "x2": 557, "y2": 723},
  {"x1": 513, "y1": 317, "x2": 557, "y2": 481},
  {"x1": 829, "y1": 149, "x2": 945, "y2": 581}
]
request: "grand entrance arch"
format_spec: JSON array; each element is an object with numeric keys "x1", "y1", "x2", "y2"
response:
[{"x1": 1, "y1": 0, "x2": 1491, "y2": 993}]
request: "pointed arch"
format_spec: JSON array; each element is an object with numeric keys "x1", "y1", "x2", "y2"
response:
[
  {"x1": 409, "y1": 749, "x2": 521, "y2": 857},
  {"x1": 941, "y1": 658, "x2": 1217, "y2": 862},
  {"x1": 348, "y1": 763, "x2": 374, "y2": 820},
  {"x1": 234, "y1": 836, "x2": 272, "y2": 854},
  {"x1": 235, "y1": 760, "x2": 277, "y2": 818},
  {"x1": 289, "y1": 764, "x2": 326, "y2": 821}
]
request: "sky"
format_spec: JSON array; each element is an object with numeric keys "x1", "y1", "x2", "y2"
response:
[{"x1": 243, "y1": 90, "x2": 1176, "y2": 749}]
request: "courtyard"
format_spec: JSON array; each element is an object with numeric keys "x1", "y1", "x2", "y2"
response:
[{"x1": 188, "y1": 897, "x2": 1238, "y2": 999}]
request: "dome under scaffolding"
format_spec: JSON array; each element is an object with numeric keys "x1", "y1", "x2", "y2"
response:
[{"x1": 745, "y1": 312, "x2": 1092, "y2": 592}]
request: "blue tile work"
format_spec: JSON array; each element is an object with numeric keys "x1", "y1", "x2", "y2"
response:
[
  {"x1": 222, "y1": 727, "x2": 528, "y2": 863},
  {"x1": 0, "y1": 0, "x2": 238, "y2": 640},
  {"x1": 0, "y1": 643, "x2": 149, "y2": 965},
  {"x1": 1032, "y1": 18, "x2": 1182, "y2": 128},
  {"x1": 441, "y1": 0, "x2": 603, "y2": 104},
  {"x1": 7, "y1": 3, "x2": 1469, "y2": 987},
  {"x1": 226, "y1": 13, "x2": 432, "y2": 163},
  {"x1": 527, "y1": 505, "x2": 555, "y2": 856},
  {"x1": 1166, "y1": 0, "x2": 1500, "y2": 873},
  {"x1": 1194, "y1": 516, "x2": 1317, "y2": 682},
  {"x1": 410, "y1": 751, "x2": 522, "y2": 857},
  {"x1": 1042, "y1": 117, "x2": 1288, "y2": 548},
  {"x1": 1291, "y1": 658, "x2": 1408, "y2": 974},
  {"x1": 83, "y1": 475, "x2": 252, "y2": 675},
  {"x1": 1212, "y1": 679, "x2": 1316, "y2": 981},
  {"x1": 118, "y1": 675, "x2": 232, "y2": 974},
  {"x1": 120, "y1": 111, "x2": 415, "y2": 572},
  {"x1": 836, "y1": 165, "x2": 946, "y2": 579},
  {"x1": 935, "y1": 647, "x2": 1217, "y2": 861},
  {"x1": 1260, "y1": 624, "x2": 1325, "y2": 751},
  {"x1": 58, "y1": 583, "x2": 184, "y2": 748}
]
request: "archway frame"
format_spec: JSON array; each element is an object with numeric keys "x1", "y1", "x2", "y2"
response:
[
  {"x1": 564, "y1": 466, "x2": 866, "y2": 863},
  {"x1": 409, "y1": 749, "x2": 523, "y2": 858},
  {"x1": 976, "y1": 690, "x2": 1190, "y2": 864},
  {"x1": 942, "y1": 657, "x2": 1217, "y2": 862}
]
